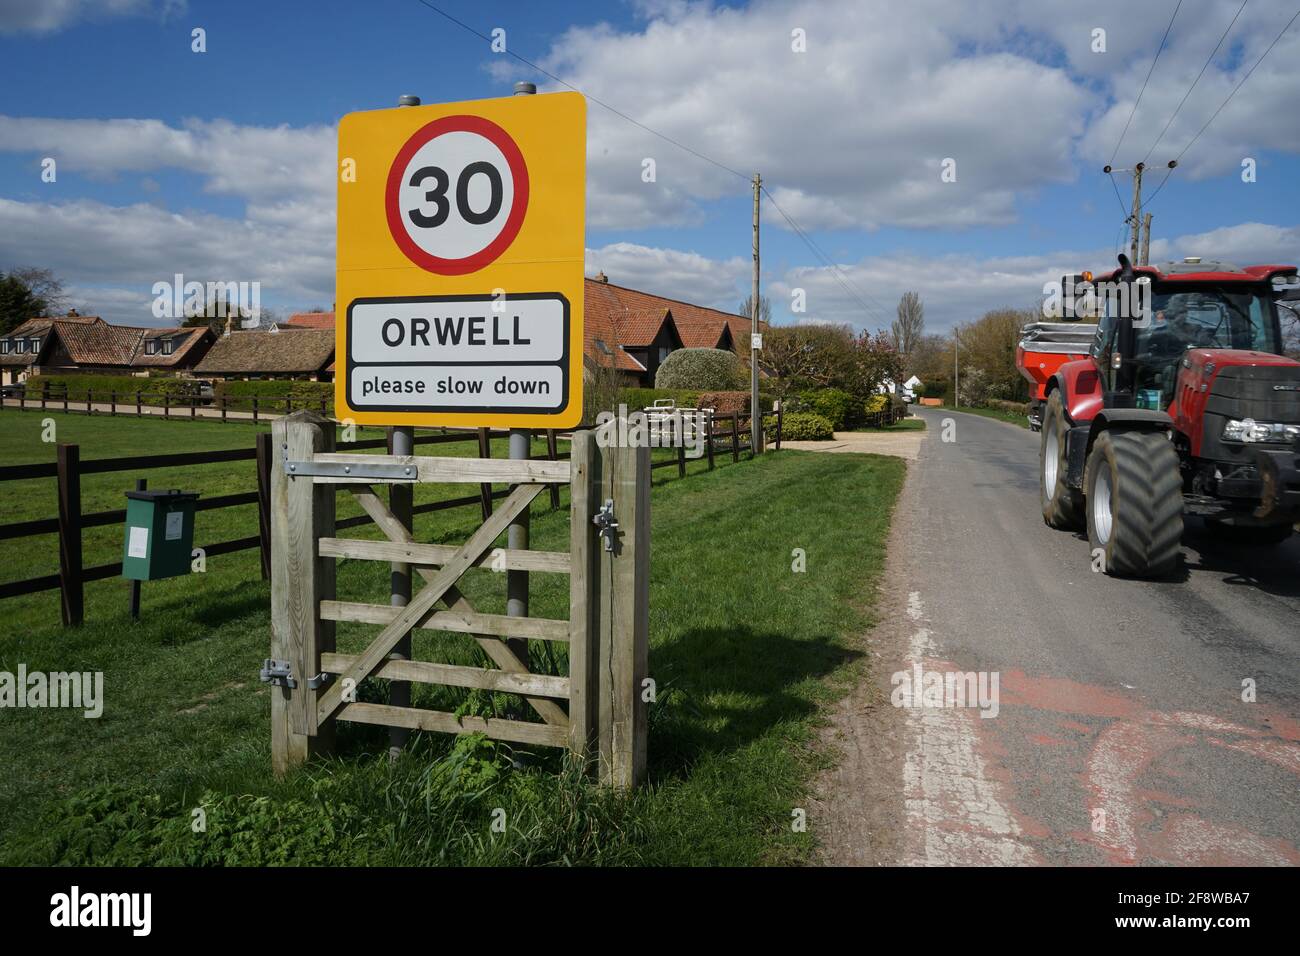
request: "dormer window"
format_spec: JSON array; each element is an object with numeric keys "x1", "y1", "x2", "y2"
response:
[
  {"x1": 145, "y1": 339, "x2": 159, "y2": 355},
  {"x1": 0, "y1": 339, "x2": 10, "y2": 354},
  {"x1": 12, "y1": 339, "x2": 25, "y2": 354},
  {"x1": 162, "y1": 337, "x2": 175, "y2": 355},
  {"x1": 29, "y1": 337, "x2": 41, "y2": 352}
]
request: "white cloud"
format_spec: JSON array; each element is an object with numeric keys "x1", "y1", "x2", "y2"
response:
[
  {"x1": 0, "y1": 0, "x2": 181, "y2": 35},
  {"x1": 529, "y1": 0, "x2": 1300, "y2": 232},
  {"x1": 586, "y1": 241, "x2": 748, "y2": 309}
]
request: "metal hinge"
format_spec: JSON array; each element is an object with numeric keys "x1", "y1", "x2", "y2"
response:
[
  {"x1": 259, "y1": 658, "x2": 296, "y2": 689},
  {"x1": 592, "y1": 498, "x2": 618, "y2": 551},
  {"x1": 282, "y1": 459, "x2": 418, "y2": 481}
]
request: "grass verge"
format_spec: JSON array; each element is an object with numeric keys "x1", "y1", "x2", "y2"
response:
[{"x1": 0, "y1": 413, "x2": 904, "y2": 865}]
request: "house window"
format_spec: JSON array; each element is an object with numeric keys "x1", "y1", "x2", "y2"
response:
[
  {"x1": 145, "y1": 339, "x2": 159, "y2": 355},
  {"x1": 162, "y1": 337, "x2": 175, "y2": 355},
  {"x1": 0, "y1": 339, "x2": 9, "y2": 355},
  {"x1": 30, "y1": 337, "x2": 41, "y2": 352},
  {"x1": 12, "y1": 339, "x2": 24, "y2": 354},
  {"x1": 658, "y1": 347, "x2": 671, "y2": 364}
]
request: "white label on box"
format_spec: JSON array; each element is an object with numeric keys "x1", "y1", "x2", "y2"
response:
[
  {"x1": 165, "y1": 511, "x2": 184, "y2": 541},
  {"x1": 128, "y1": 525, "x2": 149, "y2": 559}
]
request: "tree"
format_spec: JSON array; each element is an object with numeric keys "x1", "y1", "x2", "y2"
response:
[
  {"x1": 0, "y1": 267, "x2": 65, "y2": 334},
  {"x1": 891, "y1": 291, "x2": 924, "y2": 355},
  {"x1": 760, "y1": 323, "x2": 854, "y2": 397},
  {"x1": 738, "y1": 293, "x2": 771, "y2": 326},
  {"x1": 655, "y1": 347, "x2": 746, "y2": 390}
]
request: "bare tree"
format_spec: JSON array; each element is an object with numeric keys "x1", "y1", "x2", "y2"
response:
[
  {"x1": 738, "y1": 293, "x2": 771, "y2": 325},
  {"x1": 891, "y1": 291, "x2": 924, "y2": 355}
]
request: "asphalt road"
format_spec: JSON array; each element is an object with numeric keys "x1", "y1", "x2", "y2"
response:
[{"x1": 835, "y1": 406, "x2": 1300, "y2": 866}]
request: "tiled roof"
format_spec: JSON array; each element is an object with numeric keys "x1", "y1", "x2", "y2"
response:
[
  {"x1": 194, "y1": 329, "x2": 335, "y2": 374},
  {"x1": 0, "y1": 315, "x2": 103, "y2": 366},
  {"x1": 285, "y1": 311, "x2": 335, "y2": 329},
  {"x1": 133, "y1": 327, "x2": 212, "y2": 367},
  {"x1": 45, "y1": 320, "x2": 144, "y2": 366}
]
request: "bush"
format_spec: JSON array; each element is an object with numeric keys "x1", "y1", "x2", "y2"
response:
[
  {"x1": 778, "y1": 412, "x2": 834, "y2": 441},
  {"x1": 610, "y1": 387, "x2": 702, "y2": 414},
  {"x1": 863, "y1": 393, "x2": 889, "y2": 415},
  {"x1": 984, "y1": 398, "x2": 1030, "y2": 415},
  {"x1": 655, "y1": 348, "x2": 746, "y2": 390},
  {"x1": 798, "y1": 388, "x2": 858, "y2": 429}
]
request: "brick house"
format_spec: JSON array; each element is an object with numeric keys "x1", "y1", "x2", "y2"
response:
[{"x1": 0, "y1": 313, "x2": 214, "y2": 385}]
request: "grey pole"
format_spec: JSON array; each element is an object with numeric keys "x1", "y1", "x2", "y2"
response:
[
  {"x1": 750, "y1": 173, "x2": 762, "y2": 453},
  {"x1": 506, "y1": 81, "x2": 536, "y2": 669},
  {"x1": 388, "y1": 93, "x2": 421, "y2": 757}
]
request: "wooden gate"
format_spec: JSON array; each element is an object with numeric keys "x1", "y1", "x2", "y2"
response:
[{"x1": 267, "y1": 412, "x2": 649, "y2": 788}]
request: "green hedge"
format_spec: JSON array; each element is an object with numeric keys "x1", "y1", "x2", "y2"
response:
[
  {"x1": 213, "y1": 380, "x2": 333, "y2": 413},
  {"x1": 777, "y1": 411, "x2": 835, "y2": 441},
  {"x1": 23, "y1": 374, "x2": 200, "y2": 407}
]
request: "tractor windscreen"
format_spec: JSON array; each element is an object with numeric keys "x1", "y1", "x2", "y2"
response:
[{"x1": 1136, "y1": 288, "x2": 1279, "y2": 357}]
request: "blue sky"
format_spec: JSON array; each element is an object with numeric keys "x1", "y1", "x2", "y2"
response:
[{"x1": 1, "y1": 0, "x2": 1298, "y2": 331}]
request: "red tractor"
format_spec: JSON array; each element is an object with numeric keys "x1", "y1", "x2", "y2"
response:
[{"x1": 1028, "y1": 254, "x2": 1300, "y2": 577}]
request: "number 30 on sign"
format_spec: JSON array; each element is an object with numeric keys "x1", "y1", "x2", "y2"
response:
[{"x1": 336, "y1": 92, "x2": 586, "y2": 429}]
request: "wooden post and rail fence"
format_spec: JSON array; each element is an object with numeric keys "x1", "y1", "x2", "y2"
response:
[{"x1": 0, "y1": 406, "x2": 775, "y2": 629}]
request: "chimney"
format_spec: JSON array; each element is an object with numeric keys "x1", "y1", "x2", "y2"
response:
[
  {"x1": 594, "y1": 271, "x2": 608, "y2": 283},
  {"x1": 223, "y1": 313, "x2": 233, "y2": 337},
  {"x1": 67, "y1": 308, "x2": 79, "y2": 317}
]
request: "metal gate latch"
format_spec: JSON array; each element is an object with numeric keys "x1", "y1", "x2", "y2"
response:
[
  {"x1": 259, "y1": 659, "x2": 296, "y2": 689},
  {"x1": 307, "y1": 672, "x2": 334, "y2": 690},
  {"x1": 593, "y1": 498, "x2": 618, "y2": 551}
]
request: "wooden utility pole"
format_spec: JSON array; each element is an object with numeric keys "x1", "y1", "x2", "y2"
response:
[
  {"x1": 952, "y1": 329, "x2": 959, "y2": 408},
  {"x1": 1128, "y1": 162, "x2": 1145, "y2": 264},
  {"x1": 751, "y1": 172, "x2": 762, "y2": 454},
  {"x1": 1140, "y1": 213, "x2": 1153, "y2": 266}
]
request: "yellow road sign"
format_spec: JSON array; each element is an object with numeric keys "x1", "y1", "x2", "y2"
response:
[{"x1": 335, "y1": 91, "x2": 585, "y2": 428}]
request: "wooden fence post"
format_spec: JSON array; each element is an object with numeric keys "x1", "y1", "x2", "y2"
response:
[
  {"x1": 86, "y1": 388, "x2": 93, "y2": 415},
  {"x1": 567, "y1": 430, "x2": 600, "y2": 760},
  {"x1": 731, "y1": 411, "x2": 740, "y2": 462},
  {"x1": 56, "y1": 443, "x2": 84, "y2": 627},
  {"x1": 476, "y1": 428, "x2": 493, "y2": 520},
  {"x1": 253, "y1": 396, "x2": 259, "y2": 423},
  {"x1": 546, "y1": 429, "x2": 560, "y2": 510},
  {"x1": 110, "y1": 391, "x2": 116, "y2": 416},
  {"x1": 705, "y1": 412, "x2": 715, "y2": 469},
  {"x1": 136, "y1": 391, "x2": 142, "y2": 416},
  {"x1": 221, "y1": 396, "x2": 228, "y2": 423},
  {"x1": 270, "y1": 411, "x2": 336, "y2": 775},
  {"x1": 41, "y1": 381, "x2": 48, "y2": 409},
  {"x1": 775, "y1": 403, "x2": 783, "y2": 451},
  {"x1": 163, "y1": 393, "x2": 169, "y2": 419},
  {"x1": 256, "y1": 431, "x2": 273, "y2": 580},
  {"x1": 596, "y1": 437, "x2": 650, "y2": 788}
]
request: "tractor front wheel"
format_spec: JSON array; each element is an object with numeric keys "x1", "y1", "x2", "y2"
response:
[
  {"x1": 1085, "y1": 430, "x2": 1183, "y2": 578},
  {"x1": 1040, "y1": 390, "x2": 1083, "y2": 530}
]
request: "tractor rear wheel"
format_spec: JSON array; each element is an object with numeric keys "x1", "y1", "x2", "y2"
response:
[
  {"x1": 1085, "y1": 430, "x2": 1183, "y2": 578},
  {"x1": 1040, "y1": 390, "x2": 1082, "y2": 530}
]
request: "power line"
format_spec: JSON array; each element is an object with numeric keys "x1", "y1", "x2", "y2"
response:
[
  {"x1": 1142, "y1": 3, "x2": 1300, "y2": 209},
  {"x1": 760, "y1": 185, "x2": 892, "y2": 327},
  {"x1": 411, "y1": 0, "x2": 749, "y2": 182},
  {"x1": 412, "y1": 0, "x2": 895, "y2": 329},
  {"x1": 1110, "y1": 0, "x2": 1184, "y2": 166},
  {"x1": 1141, "y1": 0, "x2": 1249, "y2": 165}
]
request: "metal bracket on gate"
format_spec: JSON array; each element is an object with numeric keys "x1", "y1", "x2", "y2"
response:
[
  {"x1": 282, "y1": 459, "x2": 418, "y2": 481},
  {"x1": 593, "y1": 498, "x2": 619, "y2": 552},
  {"x1": 259, "y1": 658, "x2": 296, "y2": 689},
  {"x1": 307, "y1": 672, "x2": 334, "y2": 690}
]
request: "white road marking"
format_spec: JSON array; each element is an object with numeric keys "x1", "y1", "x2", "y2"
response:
[{"x1": 900, "y1": 591, "x2": 1040, "y2": 866}]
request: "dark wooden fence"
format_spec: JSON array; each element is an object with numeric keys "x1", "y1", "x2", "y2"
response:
[
  {"x1": 0, "y1": 382, "x2": 326, "y2": 423},
  {"x1": 0, "y1": 411, "x2": 780, "y2": 628}
]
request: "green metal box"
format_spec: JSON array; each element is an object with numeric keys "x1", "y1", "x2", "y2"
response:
[{"x1": 121, "y1": 489, "x2": 199, "y2": 581}]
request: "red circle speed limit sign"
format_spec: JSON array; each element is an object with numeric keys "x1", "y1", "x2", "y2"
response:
[{"x1": 384, "y1": 115, "x2": 530, "y2": 275}]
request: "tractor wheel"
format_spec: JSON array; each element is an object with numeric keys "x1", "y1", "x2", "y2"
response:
[
  {"x1": 1203, "y1": 519, "x2": 1294, "y2": 547},
  {"x1": 1040, "y1": 390, "x2": 1083, "y2": 530},
  {"x1": 1085, "y1": 430, "x2": 1183, "y2": 578}
]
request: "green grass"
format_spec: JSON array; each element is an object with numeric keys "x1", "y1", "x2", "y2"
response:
[
  {"x1": 934, "y1": 404, "x2": 1031, "y2": 429},
  {"x1": 881, "y1": 417, "x2": 926, "y2": 431},
  {"x1": 0, "y1": 411, "x2": 905, "y2": 866}
]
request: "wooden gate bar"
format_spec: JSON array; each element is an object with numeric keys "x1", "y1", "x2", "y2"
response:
[
  {"x1": 308, "y1": 453, "x2": 569, "y2": 484},
  {"x1": 338, "y1": 702, "x2": 567, "y2": 748},
  {"x1": 320, "y1": 652, "x2": 569, "y2": 698},
  {"x1": 319, "y1": 600, "x2": 569, "y2": 641},
  {"x1": 317, "y1": 536, "x2": 569, "y2": 574}
]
